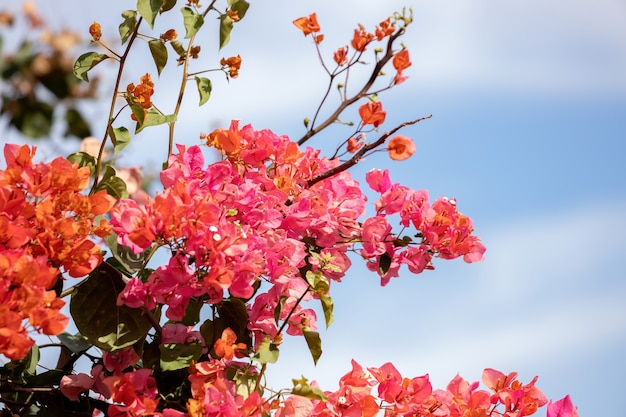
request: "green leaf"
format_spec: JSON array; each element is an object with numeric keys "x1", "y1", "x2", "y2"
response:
[
  {"x1": 319, "y1": 293, "x2": 334, "y2": 328},
  {"x1": 159, "y1": 343, "x2": 203, "y2": 371},
  {"x1": 57, "y1": 332, "x2": 92, "y2": 353},
  {"x1": 181, "y1": 297, "x2": 203, "y2": 326},
  {"x1": 73, "y1": 52, "x2": 108, "y2": 82},
  {"x1": 161, "y1": 0, "x2": 177, "y2": 13},
  {"x1": 6, "y1": 346, "x2": 39, "y2": 377},
  {"x1": 135, "y1": 109, "x2": 177, "y2": 134},
  {"x1": 94, "y1": 165, "x2": 128, "y2": 199},
  {"x1": 67, "y1": 152, "x2": 96, "y2": 175},
  {"x1": 194, "y1": 76, "x2": 212, "y2": 106},
  {"x1": 127, "y1": 97, "x2": 146, "y2": 127},
  {"x1": 217, "y1": 298, "x2": 251, "y2": 348},
  {"x1": 111, "y1": 126, "x2": 131, "y2": 153},
  {"x1": 119, "y1": 10, "x2": 138, "y2": 44},
  {"x1": 148, "y1": 39, "x2": 168, "y2": 76},
  {"x1": 378, "y1": 252, "x2": 392, "y2": 275},
  {"x1": 70, "y1": 264, "x2": 155, "y2": 352},
  {"x1": 302, "y1": 328, "x2": 322, "y2": 365},
  {"x1": 137, "y1": 0, "x2": 162, "y2": 28},
  {"x1": 228, "y1": 0, "x2": 250, "y2": 20},
  {"x1": 291, "y1": 376, "x2": 328, "y2": 401},
  {"x1": 64, "y1": 108, "x2": 92, "y2": 138},
  {"x1": 252, "y1": 336, "x2": 279, "y2": 364},
  {"x1": 181, "y1": 7, "x2": 204, "y2": 39},
  {"x1": 219, "y1": 14, "x2": 234, "y2": 49},
  {"x1": 170, "y1": 40, "x2": 186, "y2": 57}
]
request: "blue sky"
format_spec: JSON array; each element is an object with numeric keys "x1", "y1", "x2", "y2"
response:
[{"x1": 2, "y1": 0, "x2": 625, "y2": 415}]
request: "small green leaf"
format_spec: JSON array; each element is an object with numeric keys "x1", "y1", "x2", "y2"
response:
[
  {"x1": 95, "y1": 165, "x2": 128, "y2": 199},
  {"x1": 159, "y1": 343, "x2": 203, "y2": 371},
  {"x1": 302, "y1": 328, "x2": 322, "y2": 365},
  {"x1": 252, "y1": 336, "x2": 279, "y2": 364},
  {"x1": 104, "y1": 233, "x2": 154, "y2": 276},
  {"x1": 127, "y1": 97, "x2": 146, "y2": 128},
  {"x1": 379, "y1": 252, "x2": 392, "y2": 275},
  {"x1": 319, "y1": 293, "x2": 334, "y2": 328},
  {"x1": 181, "y1": 297, "x2": 203, "y2": 326},
  {"x1": 73, "y1": 52, "x2": 108, "y2": 82},
  {"x1": 170, "y1": 40, "x2": 186, "y2": 57},
  {"x1": 135, "y1": 109, "x2": 177, "y2": 133},
  {"x1": 195, "y1": 76, "x2": 212, "y2": 106},
  {"x1": 137, "y1": 0, "x2": 162, "y2": 28},
  {"x1": 119, "y1": 10, "x2": 138, "y2": 44},
  {"x1": 148, "y1": 39, "x2": 168, "y2": 75},
  {"x1": 161, "y1": 0, "x2": 177, "y2": 13},
  {"x1": 110, "y1": 126, "x2": 131, "y2": 153},
  {"x1": 291, "y1": 376, "x2": 328, "y2": 401},
  {"x1": 57, "y1": 332, "x2": 92, "y2": 353},
  {"x1": 181, "y1": 7, "x2": 204, "y2": 39},
  {"x1": 228, "y1": 0, "x2": 250, "y2": 20},
  {"x1": 64, "y1": 108, "x2": 91, "y2": 138},
  {"x1": 219, "y1": 14, "x2": 233, "y2": 49},
  {"x1": 67, "y1": 152, "x2": 96, "y2": 174}
]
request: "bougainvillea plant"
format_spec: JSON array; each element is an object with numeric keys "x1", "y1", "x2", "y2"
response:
[{"x1": 0, "y1": 1, "x2": 577, "y2": 416}]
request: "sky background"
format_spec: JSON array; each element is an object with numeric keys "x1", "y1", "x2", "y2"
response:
[{"x1": 1, "y1": 1, "x2": 626, "y2": 416}]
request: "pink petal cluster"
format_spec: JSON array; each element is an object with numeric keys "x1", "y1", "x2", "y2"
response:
[
  {"x1": 363, "y1": 168, "x2": 486, "y2": 285},
  {"x1": 276, "y1": 361, "x2": 570, "y2": 417}
]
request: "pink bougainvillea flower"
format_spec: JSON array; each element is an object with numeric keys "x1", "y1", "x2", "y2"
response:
[
  {"x1": 387, "y1": 135, "x2": 416, "y2": 161},
  {"x1": 547, "y1": 395, "x2": 579, "y2": 417},
  {"x1": 60, "y1": 373, "x2": 94, "y2": 402}
]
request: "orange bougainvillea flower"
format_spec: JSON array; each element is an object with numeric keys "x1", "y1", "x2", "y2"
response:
[
  {"x1": 347, "y1": 136, "x2": 364, "y2": 153},
  {"x1": 358, "y1": 101, "x2": 386, "y2": 128},
  {"x1": 375, "y1": 18, "x2": 395, "y2": 40},
  {"x1": 293, "y1": 13, "x2": 320, "y2": 36},
  {"x1": 89, "y1": 21, "x2": 101, "y2": 41},
  {"x1": 351, "y1": 23, "x2": 374, "y2": 52},
  {"x1": 334, "y1": 46, "x2": 348, "y2": 66},
  {"x1": 220, "y1": 55, "x2": 242, "y2": 78},
  {"x1": 126, "y1": 73, "x2": 154, "y2": 110},
  {"x1": 387, "y1": 135, "x2": 416, "y2": 160},
  {"x1": 393, "y1": 49, "x2": 411, "y2": 72},
  {"x1": 213, "y1": 328, "x2": 247, "y2": 360},
  {"x1": 205, "y1": 120, "x2": 244, "y2": 155}
]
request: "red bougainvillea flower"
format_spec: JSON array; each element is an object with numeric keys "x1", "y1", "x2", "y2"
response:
[
  {"x1": 392, "y1": 49, "x2": 412, "y2": 84},
  {"x1": 359, "y1": 101, "x2": 386, "y2": 127},
  {"x1": 387, "y1": 135, "x2": 416, "y2": 160},
  {"x1": 347, "y1": 136, "x2": 364, "y2": 153},
  {"x1": 293, "y1": 13, "x2": 320, "y2": 36}
]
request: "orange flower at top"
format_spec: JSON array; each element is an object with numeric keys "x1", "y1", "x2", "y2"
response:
[
  {"x1": 387, "y1": 135, "x2": 416, "y2": 161},
  {"x1": 206, "y1": 120, "x2": 244, "y2": 155},
  {"x1": 334, "y1": 46, "x2": 348, "y2": 66},
  {"x1": 351, "y1": 24, "x2": 374, "y2": 52},
  {"x1": 375, "y1": 18, "x2": 395, "y2": 40},
  {"x1": 358, "y1": 101, "x2": 386, "y2": 128},
  {"x1": 89, "y1": 21, "x2": 101, "y2": 41},
  {"x1": 293, "y1": 13, "x2": 320, "y2": 36}
]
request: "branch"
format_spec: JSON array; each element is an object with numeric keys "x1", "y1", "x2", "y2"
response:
[
  {"x1": 297, "y1": 28, "x2": 405, "y2": 146},
  {"x1": 307, "y1": 115, "x2": 432, "y2": 187}
]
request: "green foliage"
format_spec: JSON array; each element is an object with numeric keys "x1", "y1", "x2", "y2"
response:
[
  {"x1": 181, "y1": 7, "x2": 204, "y2": 39},
  {"x1": 109, "y1": 125, "x2": 132, "y2": 153},
  {"x1": 148, "y1": 39, "x2": 168, "y2": 75},
  {"x1": 56, "y1": 333, "x2": 92, "y2": 354},
  {"x1": 291, "y1": 376, "x2": 328, "y2": 401},
  {"x1": 70, "y1": 264, "x2": 154, "y2": 352},
  {"x1": 119, "y1": 10, "x2": 138, "y2": 44},
  {"x1": 302, "y1": 328, "x2": 322, "y2": 365},
  {"x1": 219, "y1": 14, "x2": 234, "y2": 49},
  {"x1": 160, "y1": 343, "x2": 203, "y2": 371},
  {"x1": 94, "y1": 165, "x2": 128, "y2": 198},
  {"x1": 67, "y1": 151, "x2": 96, "y2": 175},
  {"x1": 137, "y1": 0, "x2": 162, "y2": 29},
  {"x1": 195, "y1": 76, "x2": 212, "y2": 106},
  {"x1": 252, "y1": 336, "x2": 279, "y2": 364},
  {"x1": 73, "y1": 52, "x2": 109, "y2": 82},
  {"x1": 135, "y1": 109, "x2": 177, "y2": 133}
]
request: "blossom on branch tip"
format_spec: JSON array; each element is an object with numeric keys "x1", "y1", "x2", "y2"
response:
[
  {"x1": 359, "y1": 101, "x2": 386, "y2": 127},
  {"x1": 293, "y1": 13, "x2": 320, "y2": 36},
  {"x1": 387, "y1": 135, "x2": 416, "y2": 160}
]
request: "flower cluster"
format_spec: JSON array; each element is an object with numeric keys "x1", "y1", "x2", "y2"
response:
[
  {"x1": 0, "y1": 144, "x2": 114, "y2": 359},
  {"x1": 274, "y1": 361, "x2": 579, "y2": 417},
  {"x1": 364, "y1": 168, "x2": 486, "y2": 285}
]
